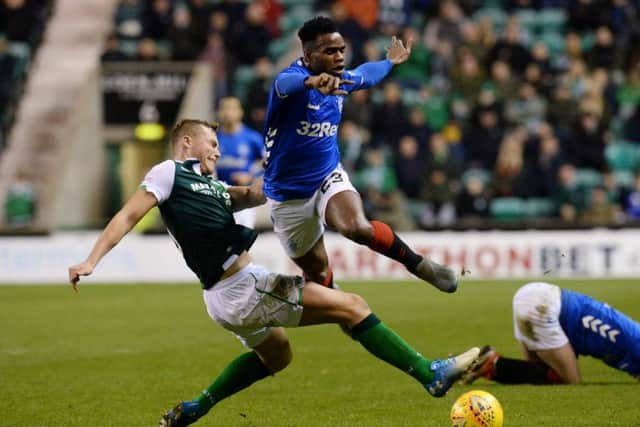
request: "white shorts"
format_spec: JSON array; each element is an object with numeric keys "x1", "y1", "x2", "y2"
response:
[
  {"x1": 513, "y1": 282, "x2": 569, "y2": 351},
  {"x1": 203, "y1": 263, "x2": 304, "y2": 348},
  {"x1": 233, "y1": 207, "x2": 256, "y2": 228},
  {"x1": 268, "y1": 164, "x2": 358, "y2": 258}
]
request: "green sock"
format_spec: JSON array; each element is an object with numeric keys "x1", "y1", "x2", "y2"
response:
[
  {"x1": 194, "y1": 351, "x2": 271, "y2": 415},
  {"x1": 351, "y1": 313, "x2": 434, "y2": 385}
]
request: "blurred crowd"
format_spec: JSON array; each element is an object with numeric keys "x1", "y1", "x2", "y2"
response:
[
  {"x1": 89, "y1": 0, "x2": 640, "y2": 228},
  {"x1": 0, "y1": 0, "x2": 51, "y2": 152}
]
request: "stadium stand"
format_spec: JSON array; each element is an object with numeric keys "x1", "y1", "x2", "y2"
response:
[
  {"x1": 4, "y1": 0, "x2": 640, "y2": 231},
  {"x1": 0, "y1": 0, "x2": 53, "y2": 152},
  {"x1": 0, "y1": 0, "x2": 119, "y2": 230}
]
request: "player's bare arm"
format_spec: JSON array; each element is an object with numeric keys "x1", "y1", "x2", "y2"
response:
[
  {"x1": 535, "y1": 344, "x2": 581, "y2": 384},
  {"x1": 68, "y1": 189, "x2": 158, "y2": 291},
  {"x1": 304, "y1": 73, "x2": 354, "y2": 96},
  {"x1": 230, "y1": 171, "x2": 254, "y2": 186},
  {"x1": 228, "y1": 177, "x2": 266, "y2": 212},
  {"x1": 386, "y1": 36, "x2": 413, "y2": 65}
]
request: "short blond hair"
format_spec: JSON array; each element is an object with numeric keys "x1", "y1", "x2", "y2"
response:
[{"x1": 170, "y1": 119, "x2": 219, "y2": 146}]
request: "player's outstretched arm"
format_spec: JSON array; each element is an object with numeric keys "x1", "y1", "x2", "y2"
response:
[
  {"x1": 385, "y1": 35, "x2": 413, "y2": 65},
  {"x1": 228, "y1": 177, "x2": 266, "y2": 212},
  {"x1": 68, "y1": 190, "x2": 158, "y2": 291},
  {"x1": 346, "y1": 38, "x2": 412, "y2": 92},
  {"x1": 304, "y1": 73, "x2": 354, "y2": 95}
]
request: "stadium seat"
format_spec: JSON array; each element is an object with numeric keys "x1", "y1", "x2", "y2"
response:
[
  {"x1": 613, "y1": 170, "x2": 635, "y2": 189},
  {"x1": 7, "y1": 42, "x2": 30, "y2": 79},
  {"x1": 401, "y1": 88, "x2": 422, "y2": 106},
  {"x1": 462, "y1": 168, "x2": 492, "y2": 186},
  {"x1": 278, "y1": 0, "x2": 314, "y2": 6},
  {"x1": 606, "y1": 142, "x2": 639, "y2": 171},
  {"x1": 232, "y1": 65, "x2": 256, "y2": 103},
  {"x1": 574, "y1": 168, "x2": 603, "y2": 188},
  {"x1": 268, "y1": 35, "x2": 293, "y2": 61},
  {"x1": 279, "y1": 6, "x2": 313, "y2": 34},
  {"x1": 537, "y1": 8, "x2": 567, "y2": 33},
  {"x1": 536, "y1": 31, "x2": 565, "y2": 56},
  {"x1": 525, "y1": 197, "x2": 555, "y2": 217},
  {"x1": 472, "y1": 8, "x2": 507, "y2": 31},
  {"x1": 490, "y1": 197, "x2": 526, "y2": 220},
  {"x1": 119, "y1": 39, "x2": 138, "y2": 57},
  {"x1": 581, "y1": 32, "x2": 595, "y2": 51},
  {"x1": 515, "y1": 10, "x2": 538, "y2": 33}
]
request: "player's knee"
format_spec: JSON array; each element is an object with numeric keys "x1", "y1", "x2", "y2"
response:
[
  {"x1": 343, "y1": 292, "x2": 370, "y2": 324},
  {"x1": 256, "y1": 331, "x2": 293, "y2": 373},
  {"x1": 263, "y1": 340, "x2": 292, "y2": 373},
  {"x1": 274, "y1": 343, "x2": 293, "y2": 373},
  {"x1": 335, "y1": 220, "x2": 373, "y2": 244},
  {"x1": 304, "y1": 266, "x2": 331, "y2": 284}
]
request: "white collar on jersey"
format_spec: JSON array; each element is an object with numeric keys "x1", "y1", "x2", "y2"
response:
[{"x1": 175, "y1": 158, "x2": 204, "y2": 176}]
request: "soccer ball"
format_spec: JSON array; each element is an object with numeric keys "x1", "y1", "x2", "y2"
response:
[{"x1": 450, "y1": 390, "x2": 503, "y2": 427}]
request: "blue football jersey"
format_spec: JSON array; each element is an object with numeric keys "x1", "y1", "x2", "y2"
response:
[
  {"x1": 559, "y1": 289, "x2": 640, "y2": 376},
  {"x1": 263, "y1": 58, "x2": 392, "y2": 201},
  {"x1": 216, "y1": 124, "x2": 264, "y2": 184}
]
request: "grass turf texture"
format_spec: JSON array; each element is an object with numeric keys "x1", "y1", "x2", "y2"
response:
[{"x1": 1, "y1": 280, "x2": 639, "y2": 426}]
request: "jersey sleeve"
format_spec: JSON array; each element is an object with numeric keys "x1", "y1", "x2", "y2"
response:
[
  {"x1": 343, "y1": 60, "x2": 393, "y2": 93},
  {"x1": 140, "y1": 160, "x2": 175, "y2": 204},
  {"x1": 274, "y1": 71, "x2": 308, "y2": 98}
]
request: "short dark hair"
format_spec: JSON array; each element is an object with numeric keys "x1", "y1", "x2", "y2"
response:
[
  {"x1": 170, "y1": 119, "x2": 218, "y2": 146},
  {"x1": 298, "y1": 16, "x2": 338, "y2": 47}
]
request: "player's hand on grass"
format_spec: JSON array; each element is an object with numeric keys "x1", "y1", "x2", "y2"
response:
[
  {"x1": 68, "y1": 261, "x2": 94, "y2": 292},
  {"x1": 305, "y1": 73, "x2": 354, "y2": 95},
  {"x1": 386, "y1": 36, "x2": 413, "y2": 65}
]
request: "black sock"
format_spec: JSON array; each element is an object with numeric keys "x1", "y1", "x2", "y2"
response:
[{"x1": 493, "y1": 357, "x2": 560, "y2": 384}]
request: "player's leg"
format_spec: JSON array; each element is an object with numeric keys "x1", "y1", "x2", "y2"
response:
[
  {"x1": 300, "y1": 282, "x2": 479, "y2": 397},
  {"x1": 162, "y1": 267, "x2": 295, "y2": 426},
  {"x1": 269, "y1": 196, "x2": 335, "y2": 287},
  {"x1": 292, "y1": 235, "x2": 336, "y2": 287},
  {"x1": 323, "y1": 189, "x2": 457, "y2": 292},
  {"x1": 160, "y1": 329, "x2": 289, "y2": 427},
  {"x1": 464, "y1": 282, "x2": 574, "y2": 386},
  {"x1": 462, "y1": 345, "x2": 565, "y2": 385},
  {"x1": 195, "y1": 328, "x2": 291, "y2": 409}
]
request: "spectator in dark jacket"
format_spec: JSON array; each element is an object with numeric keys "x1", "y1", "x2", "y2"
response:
[
  {"x1": 371, "y1": 81, "x2": 408, "y2": 147},
  {"x1": 465, "y1": 107, "x2": 503, "y2": 170},
  {"x1": 566, "y1": 112, "x2": 608, "y2": 170},
  {"x1": 231, "y1": 2, "x2": 272, "y2": 65}
]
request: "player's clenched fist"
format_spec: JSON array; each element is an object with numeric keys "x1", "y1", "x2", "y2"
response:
[
  {"x1": 68, "y1": 261, "x2": 94, "y2": 292},
  {"x1": 304, "y1": 73, "x2": 354, "y2": 95}
]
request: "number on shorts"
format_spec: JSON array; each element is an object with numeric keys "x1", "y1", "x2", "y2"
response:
[{"x1": 320, "y1": 171, "x2": 344, "y2": 193}]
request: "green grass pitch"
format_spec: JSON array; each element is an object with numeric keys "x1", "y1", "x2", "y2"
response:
[{"x1": 2, "y1": 279, "x2": 639, "y2": 426}]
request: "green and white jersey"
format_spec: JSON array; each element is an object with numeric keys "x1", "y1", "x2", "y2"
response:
[{"x1": 141, "y1": 159, "x2": 258, "y2": 289}]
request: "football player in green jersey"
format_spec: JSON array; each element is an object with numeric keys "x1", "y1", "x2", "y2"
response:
[{"x1": 68, "y1": 119, "x2": 478, "y2": 427}]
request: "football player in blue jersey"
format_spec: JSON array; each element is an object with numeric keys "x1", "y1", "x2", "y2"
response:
[
  {"x1": 215, "y1": 96, "x2": 265, "y2": 227},
  {"x1": 262, "y1": 16, "x2": 458, "y2": 293},
  {"x1": 462, "y1": 282, "x2": 640, "y2": 385}
]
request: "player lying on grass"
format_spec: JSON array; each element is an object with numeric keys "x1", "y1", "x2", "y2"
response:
[
  {"x1": 67, "y1": 119, "x2": 479, "y2": 427},
  {"x1": 462, "y1": 282, "x2": 640, "y2": 385},
  {"x1": 262, "y1": 16, "x2": 458, "y2": 293}
]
